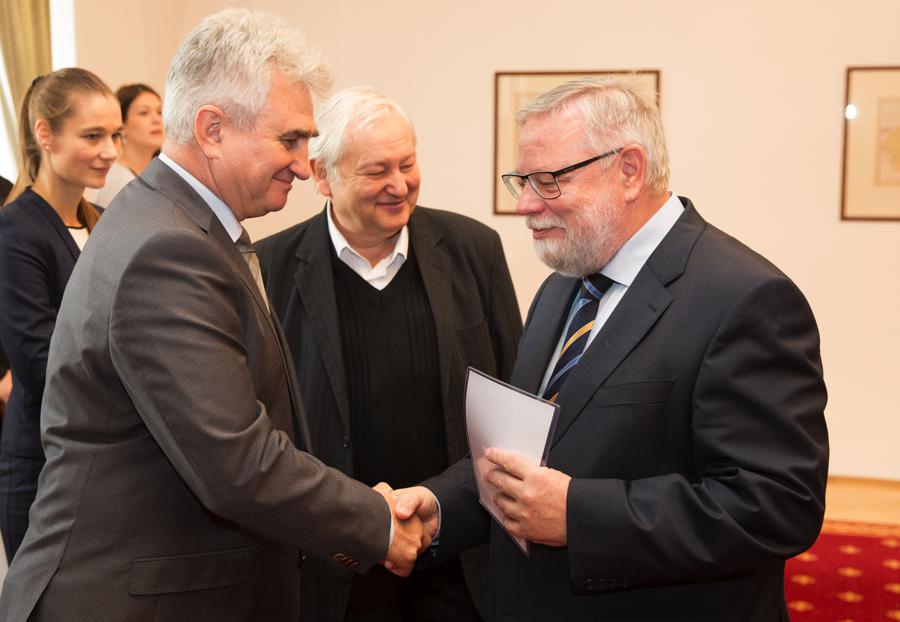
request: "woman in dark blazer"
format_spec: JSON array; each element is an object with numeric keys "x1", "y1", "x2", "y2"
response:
[{"x1": 0, "y1": 68, "x2": 121, "y2": 561}]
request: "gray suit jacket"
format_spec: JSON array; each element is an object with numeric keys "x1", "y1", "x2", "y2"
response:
[{"x1": 0, "y1": 160, "x2": 391, "y2": 621}]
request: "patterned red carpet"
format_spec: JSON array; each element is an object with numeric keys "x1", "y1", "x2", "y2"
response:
[{"x1": 785, "y1": 521, "x2": 900, "y2": 620}]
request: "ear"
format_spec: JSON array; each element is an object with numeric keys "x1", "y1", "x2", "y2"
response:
[
  {"x1": 193, "y1": 105, "x2": 225, "y2": 160},
  {"x1": 618, "y1": 145, "x2": 648, "y2": 203},
  {"x1": 310, "y1": 158, "x2": 333, "y2": 197},
  {"x1": 34, "y1": 118, "x2": 52, "y2": 151}
]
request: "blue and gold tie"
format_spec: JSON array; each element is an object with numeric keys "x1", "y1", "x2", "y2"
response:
[{"x1": 541, "y1": 274, "x2": 614, "y2": 403}]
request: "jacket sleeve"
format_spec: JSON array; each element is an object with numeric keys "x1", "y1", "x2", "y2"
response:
[
  {"x1": 108, "y1": 229, "x2": 391, "y2": 571},
  {"x1": 0, "y1": 214, "x2": 60, "y2": 396}
]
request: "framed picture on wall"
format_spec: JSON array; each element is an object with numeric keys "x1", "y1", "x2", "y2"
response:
[
  {"x1": 841, "y1": 66, "x2": 900, "y2": 220},
  {"x1": 493, "y1": 70, "x2": 660, "y2": 215}
]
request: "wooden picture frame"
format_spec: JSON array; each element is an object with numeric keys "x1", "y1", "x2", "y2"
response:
[
  {"x1": 841, "y1": 66, "x2": 900, "y2": 221},
  {"x1": 493, "y1": 70, "x2": 660, "y2": 215}
]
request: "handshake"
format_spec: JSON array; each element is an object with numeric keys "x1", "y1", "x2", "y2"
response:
[
  {"x1": 369, "y1": 448, "x2": 572, "y2": 577},
  {"x1": 372, "y1": 483, "x2": 440, "y2": 577}
]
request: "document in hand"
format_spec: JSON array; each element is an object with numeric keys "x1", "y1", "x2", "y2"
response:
[{"x1": 464, "y1": 367, "x2": 560, "y2": 556}]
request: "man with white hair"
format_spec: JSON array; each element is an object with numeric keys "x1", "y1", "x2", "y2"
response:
[
  {"x1": 0, "y1": 11, "x2": 429, "y2": 621},
  {"x1": 257, "y1": 87, "x2": 522, "y2": 621},
  {"x1": 394, "y1": 76, "x2": 829, "y2": 621}
]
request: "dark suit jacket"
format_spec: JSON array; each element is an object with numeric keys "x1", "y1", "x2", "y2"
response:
[
  {"x1": 0, "y1": 189, "x2": 81, "y2": 458},
  {"x1": 0, "y1": 161, "x2": 393, "y2": 622},
  {"x1": 426, "y1": 198, "x2": 829, "y2": 622},
  {"x1": 257, "y1": 206, "x2": 523, "y2": 620}
]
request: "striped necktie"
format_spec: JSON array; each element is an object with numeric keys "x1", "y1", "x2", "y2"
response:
[
  {"x1": 541, "y1": 274, "x2": 614, "y2": 403},
  {"x1": 236, "y1": 227, "x2": 270, "y2": 311}
]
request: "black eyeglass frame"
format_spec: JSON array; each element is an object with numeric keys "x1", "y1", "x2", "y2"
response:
[{"x1": 501, "y1": 147, "x2": 624, "y2": 200}]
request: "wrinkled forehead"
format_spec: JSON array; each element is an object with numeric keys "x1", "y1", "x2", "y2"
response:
[
  {"x1": 341, "y1": 109, "x2": 416, "y2": 159},
  {"x1": 516, "y1": 108, "x2": 592, "y2": 169},
  {"x1": 258, "y1": 77, "x2": 315, "y2": 130}
]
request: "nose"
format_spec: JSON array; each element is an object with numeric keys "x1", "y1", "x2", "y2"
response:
[
  {"x1": 385, "y1": 169, "x2": 408, "y2": 196},
  {"x1": 100, "y1": 135, "x2": 120, "y2": 161},
  {"x1": 289, "y1": 154, "x2": 312, "y2": 181},
  {"x1": 514, "y1": 182, "x2": 545, "y2": 216}
]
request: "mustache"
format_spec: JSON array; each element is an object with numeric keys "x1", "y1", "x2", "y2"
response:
[{"x1": 525, "y1": 215, "x2": 566, "y2": 230}]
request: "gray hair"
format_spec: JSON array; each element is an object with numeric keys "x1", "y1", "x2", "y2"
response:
[
  {"x1": 163, "y1": 8, "x2": 332, "y2": 144},
  {"x1": 517, "y1": 76, "x2": 670, "y2": 195},
  {"x1": 310, "y1": 86, "x2": 415, "y2": 181}
]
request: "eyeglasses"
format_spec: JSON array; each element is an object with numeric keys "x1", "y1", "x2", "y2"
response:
[{"x1": 501, "y1": 147, "x2": 624, "y2": 200}]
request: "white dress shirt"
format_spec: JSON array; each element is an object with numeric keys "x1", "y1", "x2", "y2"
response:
[{"x1": 326, "y1": 202, "x2": 408, "y2": 290}]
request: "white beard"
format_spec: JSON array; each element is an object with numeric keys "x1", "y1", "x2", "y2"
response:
[{"x1": 528, "y1": 196, "x2": 621, "y2": 277}]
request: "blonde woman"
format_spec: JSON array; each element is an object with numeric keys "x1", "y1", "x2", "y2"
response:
[{"x1": 0, "y1": 68, "x2": 121, "y2": 561}]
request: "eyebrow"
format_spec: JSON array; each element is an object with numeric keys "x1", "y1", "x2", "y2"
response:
[
  {"x1": 279, "y1": 128, "x2": 317, "y2": 140},
  {"x1": 81, "y1": 126, "x2": 118, "y2": 133}
]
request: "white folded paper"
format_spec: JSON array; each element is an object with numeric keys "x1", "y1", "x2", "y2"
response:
[{"x1": 464, "y1": 367, "x2": 560, "y2": 556}]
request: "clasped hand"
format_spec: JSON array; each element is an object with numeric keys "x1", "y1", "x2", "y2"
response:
[
  {"x1": 373, "y1": 483, "x2": 440, "y2": 577},
  {"x1": 483, "y1": 447, "x2": 570, "y2": 547}
]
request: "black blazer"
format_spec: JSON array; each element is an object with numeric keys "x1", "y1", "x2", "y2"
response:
[
  {"x1": 426, "y1": 199, "x2": 829, "y2": 622},
  {"x1": 257, "y1": 206, "x2": 523, "y2": 620},
  {"x1": 0, "y1": 189, "x2": 81, "y2": 458}
]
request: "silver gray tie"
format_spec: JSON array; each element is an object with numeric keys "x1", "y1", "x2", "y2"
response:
[{"x1": 236, "y1": 227, "x2": 270, "y2": 311}]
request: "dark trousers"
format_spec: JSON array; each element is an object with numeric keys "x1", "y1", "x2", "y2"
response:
[
  {"x1": 345, "y1": 557, "x2": 481, "y2": 622},
  {"x1": 0, "y1": 452, "x2": 44, "y2": 563}
]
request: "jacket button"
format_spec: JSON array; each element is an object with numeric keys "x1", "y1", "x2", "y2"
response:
[
  {"x1": 583, "y1": 579, "x2": 594, "y2": 590},
  {"x1": 342, "y1": 436, "x2": 350, "y2": 448}
]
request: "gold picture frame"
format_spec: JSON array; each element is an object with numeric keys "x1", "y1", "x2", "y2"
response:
[
  {"x1": 493, "y1": 70, "x2": 660, "y2": 215},
  {"x1": 841, "y1": 66, "x2": 900, "y2": 220}
]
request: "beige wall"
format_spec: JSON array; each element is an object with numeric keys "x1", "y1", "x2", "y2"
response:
[{"x1": 75, "y1": 0, "x2": 900, "y2": 480}]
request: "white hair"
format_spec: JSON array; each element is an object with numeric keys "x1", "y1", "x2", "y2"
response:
[
  {"x1": 163, "y1": 8, "x2": 332, "y2": 144},
  {"x1": 310, "y1": 86, "x2": 415, "y2": 181},
  {"x1": 516, "y1": 76, "x2": 670, "y2": 195}
]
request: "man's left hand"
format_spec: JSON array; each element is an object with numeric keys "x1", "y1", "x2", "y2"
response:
[{"x1": 484, "y1": 447, "x2": 571, "y2": 547}]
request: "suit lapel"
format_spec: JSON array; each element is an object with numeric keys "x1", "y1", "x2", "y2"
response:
[
  {"x1": 141, "y1": 160, "x2": 307, "y2": 443},
  {"x1": 409, "y1": 210, "x2": 454, "y2": 409},
  {"x1": 293, "y1": 209, "x2": 352, "y2": 431},
  {"x1": 510, "y1": 275, "x2": 580, "y2": 394},
  {"x1": 29, "y1": 191, "x2": 80, "y2": 261},
  {"x1": 141, "y1": 160, "x2": 276, "y2": 333},
  {"x1": 549, "y1": 269, "x2": 672, "y2": 446}
]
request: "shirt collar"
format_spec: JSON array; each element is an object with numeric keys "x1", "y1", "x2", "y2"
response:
[
  {"x1": 158, "y1": 152, "x2": 243, "y2": 243},
  {"x1": 601, "y1": 192, "x2": 684, "y2": 286},
  {"x1": 325, "y1": 200, "x2": 409, "y2": 265}
]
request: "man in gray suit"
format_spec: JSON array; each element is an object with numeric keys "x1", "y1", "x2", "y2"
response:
[{"x1": 0, "y1": 9, "x2": 428, "y2": 621}]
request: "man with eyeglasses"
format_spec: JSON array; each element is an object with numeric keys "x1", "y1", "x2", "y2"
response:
[{"x1": 392, "y1": 76, "x2": 828, "y2": 621}]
